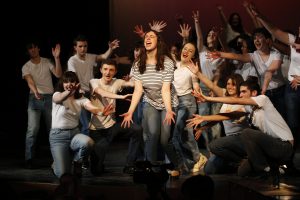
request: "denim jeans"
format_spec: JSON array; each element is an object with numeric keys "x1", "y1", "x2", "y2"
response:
[
  {"x1": 142, "y1": 103, "x2": 181, "y2": 168},
  {"x1": 266, "y1": 85, "x2": 286, "y2": 121},
  {"x1": 133, "y1": 99, "x2": 145, "y2": 126},
  {"x1": 285, "y1": 84, "x2": 300, "y2": 145},
  {"x1": 49, "y1": 127, "x2": 94, "y2": 178},
  {"x1": 197, "y1": 84, "x2": 222, "y2": 147},
  {"x1": 89, "y1": 122, "x2": 143, "y2": 168},
  {"x1": 172, "y1": 94, "x2": 200, "y2": 169},
  {"x1": 79, "y1": 92, "x2": 91, "y2": 136},
  {"x1": 25, "y1": 94, "x2": 52, "y2": 160}
]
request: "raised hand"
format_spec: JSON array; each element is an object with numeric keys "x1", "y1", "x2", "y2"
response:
[
  {"x1": 149, "y1": 20, "x2": 167, "y2": 32},
  {"x1": 108, "y1": 39, "x2": 120, "y2": 50},
  {"x1": 186, "y1": 59, "x2": 199, "y2": 74},
  {"x1": 52, "y1": 44, "x2": 61, "y2": 58},
  {"x1": 177, "y1": 23, "x2": 191, "y2": 39},
  {"x1": 133, "y1": 25, "x2": 145, "y2": 38},
  {"x1": 192, "y1": 10, "x2": 199, "y2": 22}
]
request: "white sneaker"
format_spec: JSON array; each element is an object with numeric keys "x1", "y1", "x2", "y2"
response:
[{"x1": 191, "y1": 154, "x2": 208, "y2": 173}]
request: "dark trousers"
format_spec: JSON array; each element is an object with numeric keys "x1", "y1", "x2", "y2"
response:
[
  {"x1": 89, "y1": 122, "x2": 143, "y2": 168},
  {"x1": 240, "y1": 128, "x2": 293, "y2": 172}
]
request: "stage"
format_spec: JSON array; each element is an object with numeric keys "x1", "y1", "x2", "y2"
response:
[{"x1": 1, "y1": 140, "x2": 300, "y2": 200}]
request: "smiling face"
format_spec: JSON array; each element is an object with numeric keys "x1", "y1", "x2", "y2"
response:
[
  {"x1": 180, "y1": 43, "x2": 196, "y2": 63},
  {"x1": 100, "y1": 64, "x2": 117, "y2": 84},
  {"x1": 226, "y1": 78, "x2": 238, "y2": 97},
  {"x1": 144, "y1": 31, "x2": 158, "y2": 51}
]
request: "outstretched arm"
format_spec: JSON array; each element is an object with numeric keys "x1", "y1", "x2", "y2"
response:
[
  {"x1": 193, "y1": 89, "x2": 257, "y2": 106},
  {"x1": 187, "y1": 60, "x2": 224, "y2": 97},
  {"x1": 207, "y1": 51, "x2": 251, "y2": 63},
  {"x1": 192, "y1": 10, "x2": 204, "y2": 52},
  {"x1": 243, "y1": 1, "x2": 263, "y2": 28},
  {"x1": 96, "y1": 39, "x2": 120, "y2": 61},
  {"x1": 249, "y1": 5, "x2": 289, "y2": 45}
]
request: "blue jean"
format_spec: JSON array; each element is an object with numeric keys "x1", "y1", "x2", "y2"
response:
[
  {"x1": 172, "y1": 94, "x2": 200, "y2": 169},
  {"x1": 285, "y1": 84, "x2": 300, "y2": 145},
  {"x1": 142, "y1": 103, "x2": 181, "y2": 168},
  {"x1": 25, "y1": 94, "x2": 52, "y2": 161},
  {"x1": 49, "y1": 127, "x2": 94, "y2": 178},
  {"x1": 79, "y1": 92, "x2": 91, "y2": 136},
  {"x1": 133, "y1": 99, "x2": 145, "y2": 126},
  {"x1": 266, "y1": 85, "x2": 286, "y2": 121},
  {"x1": 197, "y1": 84, "x2": 222, "y2": 146}
]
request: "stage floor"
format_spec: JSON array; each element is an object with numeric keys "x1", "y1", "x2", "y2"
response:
[{"x1": 1, "y1": 140, "x2": 300, "y2": 200}]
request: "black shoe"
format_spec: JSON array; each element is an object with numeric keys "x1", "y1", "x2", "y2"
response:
[
  {"x1": 24, "y1": 159, "x2": 34, "y2": 169},
  {"x1": 82, "y1": 160, "x2": 90, "y2": 170},
  {"x1": 123, "y1": 166, "x2": 135, "y2": 175}
]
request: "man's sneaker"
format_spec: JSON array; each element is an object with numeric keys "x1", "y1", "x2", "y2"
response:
[{"x1": 191, "y1": 154, "x2": 208, "y2": 173}]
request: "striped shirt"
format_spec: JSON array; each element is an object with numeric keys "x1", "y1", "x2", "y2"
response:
[{"x1": 133, "y1": 56, "x2": 178, "y2": 110}]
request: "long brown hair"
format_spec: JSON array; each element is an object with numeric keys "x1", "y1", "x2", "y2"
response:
[{"x1": 137, "y1": 30, "x2": 173, "y2": 74}]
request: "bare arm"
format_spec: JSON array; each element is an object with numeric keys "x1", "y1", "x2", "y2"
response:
[
  {"x1": 162, "y1": 82, "x2": 176, "y2": 125},
  {"x1": 249, "y1": 6, "x2": 289, "y2": 45},
  {"x1": 186, "y1": 111, "x2": 247, "y2": 129},
  {"x1": 120, "y1": 80, "x2": 144, "y2": 128},
  {"x1": 243, "y1": 1, "x2": 263, "y2": 28},
  {"x1": 192, "y1": 10, "x2": 204, "y2": 52},
  {"x1": 96, "y1": 39, "x2": 120, "y2": 61},
  {"x1": 24, "y1": 74, "x2": 41, "y2": 99},
  {"x1": 207, "y1": 51, "x2": 251, "y2": 63},
  {"x1": 261, "y1": 59, "x2": 282, "y2": 94},
  {"x1": 93, "y1": 86, "x2": 131, "y2": 100},
  {"x1": 51, "y1": 44, "x2": 62, "y2": 78}
]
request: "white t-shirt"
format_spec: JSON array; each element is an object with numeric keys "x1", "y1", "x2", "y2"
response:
[
  {"x1": 51, "y1": 92, "x2": 89, "y2": 129},
  {"x1": 67, "y1": 53, "x2": 97, "y2": 92},
  {"x1": 249, "y1": 49, "x2": 285, "y2": 90},
  {"x1": 288, "y1": 34, "x2": 300, "y2": 82},
  {"x1": 22, "y1": 57, "x2": 55, "y2": 94},
  {"x1": 89, "y1": 78, "x2": 125, "y2": 130},
  {"x1": 173, "y1": 62, "x2": 198, "y2": 96},
  {"x1": 245, "y1": 95, "x2": 293, "y2": 141},
  {"x1": 199, "y1": 47, "x2": 224, "y2": 80}
]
